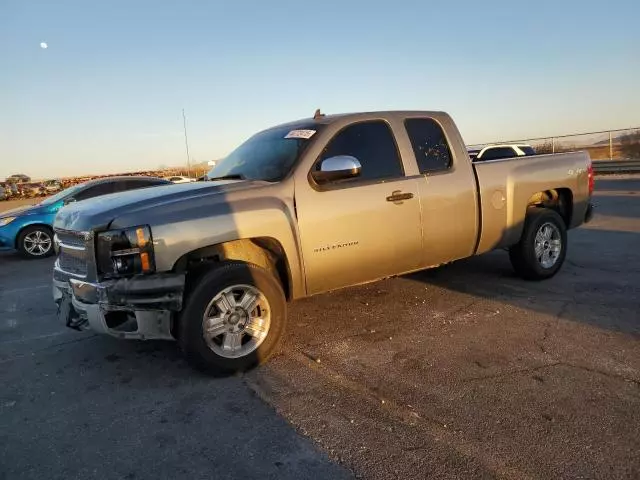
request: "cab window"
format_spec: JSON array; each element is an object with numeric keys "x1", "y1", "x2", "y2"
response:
[
  {"x1": 317, "y1": 121, "x2": 403, "y2": 182},
  {"x1": 404, "y1": 118, "x2": 453, "y2": 172}
]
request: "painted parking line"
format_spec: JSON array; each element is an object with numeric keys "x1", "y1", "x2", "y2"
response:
[
  {"x1": 0, "y1": 331, "x2": 68, "y2": 346},
  {"x1": 0, "y1": 284, "x2": 50, "y2": 296}
]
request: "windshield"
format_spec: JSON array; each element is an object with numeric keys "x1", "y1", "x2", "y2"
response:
[
  {"x1": 39, "y1": 183, "x2": 84, "y2": 206},
  {"x1": 207, "y1": 124, "x2": 320, "y2": 182}
]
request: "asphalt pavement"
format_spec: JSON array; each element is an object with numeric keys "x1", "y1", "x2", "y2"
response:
[{"x1": 1, "y1": 177, "x2": 639, "y2": 479}]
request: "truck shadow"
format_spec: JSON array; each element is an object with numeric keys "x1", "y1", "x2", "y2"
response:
[
  {"x1": 3, "y1": 332, "x2": 344, "y2": 480},
  {"x1": 405, "y1": 204, "x2": 639, "y2": 336}
]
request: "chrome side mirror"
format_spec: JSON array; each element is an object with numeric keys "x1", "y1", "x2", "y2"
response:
[{"x1": 312, "y1": 155, "x2": 362, "y2": 184}]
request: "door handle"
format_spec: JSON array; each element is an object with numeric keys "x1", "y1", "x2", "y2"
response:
[{"x1": 386, "y1": 190, "x2": 414, "y2": 203}]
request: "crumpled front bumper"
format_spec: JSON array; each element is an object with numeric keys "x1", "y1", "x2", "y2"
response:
[{"x1": 53, "y1": 269, "x2": 185, "y2": 341}]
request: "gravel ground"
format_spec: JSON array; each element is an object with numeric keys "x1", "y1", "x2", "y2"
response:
[
  {"x1": 0, "y1": 198, "x2": 41, "y2": 213},
  {"x1": 1, "y1": 177, "x2": 639, "y2": 479}
]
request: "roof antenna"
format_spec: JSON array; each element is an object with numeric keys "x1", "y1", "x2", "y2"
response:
[{"x1": 313, "y1": 108, "x2": 324, "y2": 120}]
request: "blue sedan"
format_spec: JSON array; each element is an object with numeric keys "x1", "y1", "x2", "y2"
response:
[{"x1": 0, "y1": 176, "x2": 170, "y2": 259}]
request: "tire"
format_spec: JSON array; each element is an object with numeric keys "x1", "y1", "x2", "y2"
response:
[
  {"x1": 17, "y1": 225, "x2": 55, "y2": 259},
  {"x1": 178, "y1": 261, "x2": 287, "y2": 375},
  {"x1": 509, "y1": 208, "x2": 567, "y2": 281}
]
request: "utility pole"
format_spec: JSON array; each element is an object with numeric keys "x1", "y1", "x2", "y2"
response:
[{"x1": 182, "y1": 108, "x2": 192, "y2": 178}]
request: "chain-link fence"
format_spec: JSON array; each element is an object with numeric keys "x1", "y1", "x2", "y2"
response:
[{"x1": 468, "y1": 127, "x2": 640, "y2": 161}]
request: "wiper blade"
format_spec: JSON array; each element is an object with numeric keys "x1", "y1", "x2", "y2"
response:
[{"x1": 207, "y1": 174, "x2": 246, "y2": 181}]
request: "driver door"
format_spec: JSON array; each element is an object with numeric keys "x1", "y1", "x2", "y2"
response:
[{"x1": 295, "y1": 120, "x2": 422, "y2": 295}]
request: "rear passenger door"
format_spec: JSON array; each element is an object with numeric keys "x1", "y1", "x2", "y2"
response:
[
  {"x1": 404, "y1": 118, "x2": 479, "y2": 267},
  {"x1": 295, "y1": 120, "x2": 423, "y2": 295}
]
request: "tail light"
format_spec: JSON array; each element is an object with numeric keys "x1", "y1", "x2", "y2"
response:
[{"x1": 587, "y1": 162, "x2": 594, "y2": 196}]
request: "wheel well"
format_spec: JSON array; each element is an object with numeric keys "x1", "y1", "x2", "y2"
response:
[
  {"x1": 526, "y1": 188, "x2": 573, "y2": 227},
  {"x1": 174, "y1": 238, "x2": 292, "y2": 300},
  {"x1": 14, "y1": 223, "x2": 53, "y2": 249}
]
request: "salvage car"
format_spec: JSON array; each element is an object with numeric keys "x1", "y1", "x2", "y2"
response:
[
  {"x1": 0, "y1": 176, "x2": 170, "y2": 258},
  {"x1": 52, "y1": 110, "x2": 594, "y2": 374},
  {"x1": 470, "y1": 144, "x2": 536, "y2": 161},
  {"x1": 165, "y1": 175, "x2": 196, "y2": 184},
  {"x1": 43, "y1": 179, "x2": 64, "y2": 194},
  {"x1": 5, "y1": 173, "x2": 31, "y2": 184}
]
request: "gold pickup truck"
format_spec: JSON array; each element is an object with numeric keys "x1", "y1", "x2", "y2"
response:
[{"x1": 52, "y1": 110, "x2": 594, "y2": 374}]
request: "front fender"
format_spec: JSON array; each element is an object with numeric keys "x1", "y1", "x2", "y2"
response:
[
  {"x1": 110, "y1": 182, "x2": 305, "y2": 299},
  {"x1": 158, "y1": 197, "x2": 303, "y2": 297}
]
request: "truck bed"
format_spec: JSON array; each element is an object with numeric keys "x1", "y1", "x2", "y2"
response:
[{"x1": 472, "y1": 151, "x2": 591, "y2": 254}]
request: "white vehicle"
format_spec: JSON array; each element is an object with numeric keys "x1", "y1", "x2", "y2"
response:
[
  {"x1": 165, "y1": 176, "x2": 196, "y2": 184},
  {"x1": 469, "y1": 144, "x2": 536, "y2": 162}
]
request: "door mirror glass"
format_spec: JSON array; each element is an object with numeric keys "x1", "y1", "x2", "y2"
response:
[{"x1": 312, "y1": 155, "x2": 362, "y2": 184}]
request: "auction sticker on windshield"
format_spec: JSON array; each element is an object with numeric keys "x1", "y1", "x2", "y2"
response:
[{"x1": 284, "y1": 129, "x2": 316, "y2": 139}]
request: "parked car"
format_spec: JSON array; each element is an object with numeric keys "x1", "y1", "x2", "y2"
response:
[
  {"x1": 5, "y1": 174, "x2": 31, "y2": 184},
  {"x1": 20, "y1": 182, "x2": 46, "y2": 198},
  {"x1": 0, "y1": 176, "x2": 170, "y2": 259},
  {"x1": 52, "y1": 110, "x2": 594, "y2": 374},
  {"x1": 471, "y1": 144, "x2": 536, "y2": 161},
  {"x1": 165, "y1": 175, "x2": 196, "y2": 184},
  {"x1": 5, "y1": 182, "x2": 20, "y2": 198},
  {"x1": 43, "y1": 179, "x2": 63, "y2": 194}
]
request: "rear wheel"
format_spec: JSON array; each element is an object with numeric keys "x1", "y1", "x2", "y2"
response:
[
  {"x1": 509, "y1": 208, "x2": 567, "y2": 280},
  {"x1": 17, "y1": 225, "x2": 54, "y2": 259},
  {"x1": 178, "y1": 261, "x2": 286, "y2": 375}
]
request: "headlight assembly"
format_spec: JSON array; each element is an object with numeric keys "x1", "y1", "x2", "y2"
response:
[
  {"x1": 96, "y1": 225, "x2": 155, "y2": 278},
  {"x1": 0, "y1": 216, "x2": 17, "y2": 227}
]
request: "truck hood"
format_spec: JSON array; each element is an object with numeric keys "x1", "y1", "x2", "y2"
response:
[{"x1": 53, "y1": 180, "x2": 266, "y2": 232}]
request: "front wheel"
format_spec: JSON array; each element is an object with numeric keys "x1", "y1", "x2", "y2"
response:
[
  {"x1": 509, "y1": 208, "x2": 567, "y2": 280},
  {"x1": 17, "y1": 225, "x2": 55, "y2": 259},
  {"x1": 178, "y1": 261, "x2": 287, "y2": 375}
]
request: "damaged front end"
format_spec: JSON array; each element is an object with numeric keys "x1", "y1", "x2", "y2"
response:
[
  {"x1": 53, "y1": 225, "x2": 185, "y2": 341},
  {"x1": 53, "y1": 271, "x2": 185, "y2": 340}
]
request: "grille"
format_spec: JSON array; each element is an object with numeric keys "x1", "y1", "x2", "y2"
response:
[
  {"x1": 58, "y1": 251, "x2": 88, "y2": 276},
  {"x1": 56, "y1": 231, "x2": 86, "y2": 248},
  {"x1": 55, "y1": 229, "x2": 90, "y2": 277}
]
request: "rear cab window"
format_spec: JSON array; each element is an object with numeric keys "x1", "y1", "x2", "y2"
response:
[{"x1": 404, "y1": 118, "x2": 453, "y2": 173}]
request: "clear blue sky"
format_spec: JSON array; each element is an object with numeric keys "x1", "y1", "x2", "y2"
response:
[{"x1": 1, "y1": 0, "x2": 639, "y2": 179}]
